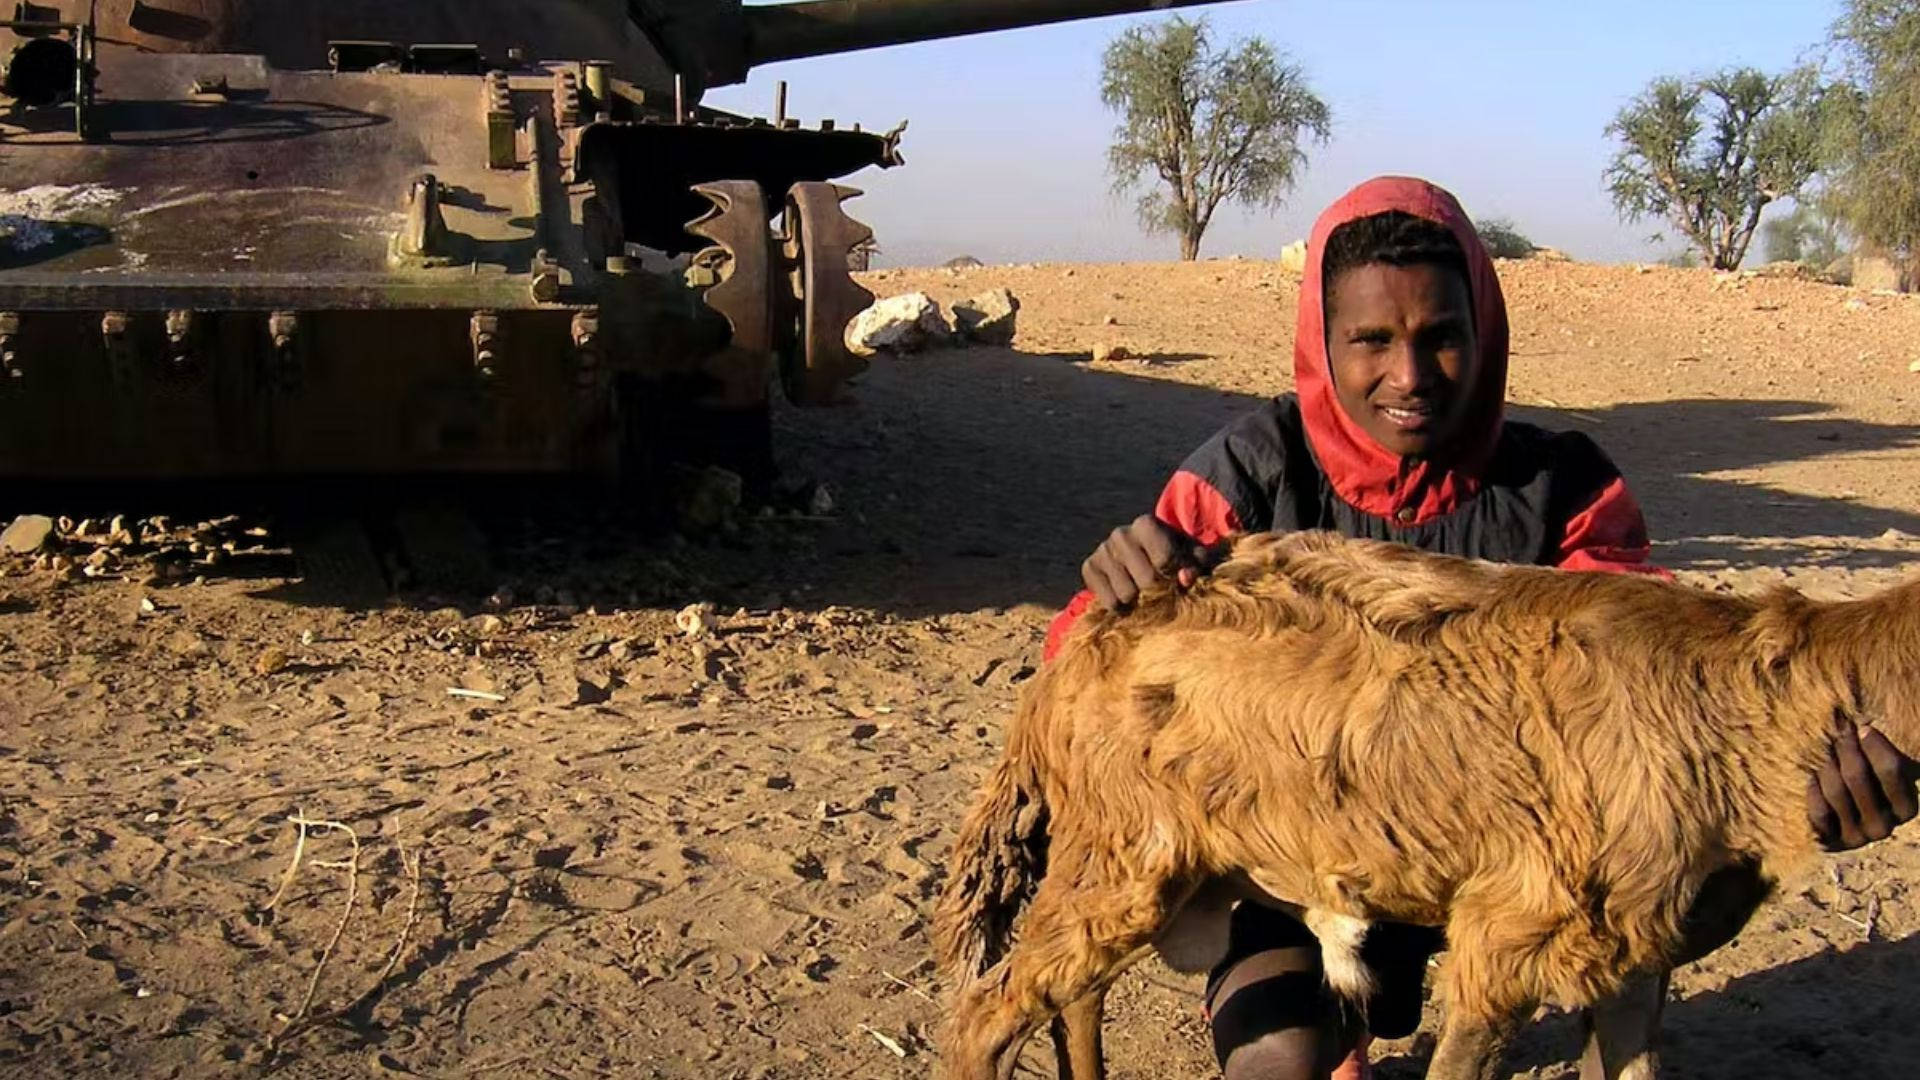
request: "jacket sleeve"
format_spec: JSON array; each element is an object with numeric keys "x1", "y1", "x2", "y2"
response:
[
  {"x1": 1042, "y1": 402, "x2": 1290, "y2": 661},
  {"x1": 1555, "y1": 474, "x2": 1671, "y2": 579},
  {"x1": 1041, "y1": 471, "x2": 1247, "y2": 661}
]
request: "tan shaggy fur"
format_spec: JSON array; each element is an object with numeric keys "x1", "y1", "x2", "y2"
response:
[{"x1": 933, "y1": 531, "x2": 1920, "y2": 1080}]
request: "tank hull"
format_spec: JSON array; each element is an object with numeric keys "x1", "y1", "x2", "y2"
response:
[
  {"x1": 0, "y1": 0, "x2": 1224, "y2": 483},
  {"x1": 0, "y1": 33, "x2": 890, "y2": 479}
]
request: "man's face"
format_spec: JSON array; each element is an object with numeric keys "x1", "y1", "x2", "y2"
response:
[{"x1": 1324, "y1": 261, "x2": 1479, "y2": 458}]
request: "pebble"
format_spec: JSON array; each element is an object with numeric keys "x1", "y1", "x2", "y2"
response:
[
  {"x1": 1091, "y1": 342, "x2": 1130, "y2": 363},
  {"x1": 254, "y1": 648, "x2": 289, "y2": 676},
  {"x1": 675, "y1": 602, "x2": 718, "y2": 638}
]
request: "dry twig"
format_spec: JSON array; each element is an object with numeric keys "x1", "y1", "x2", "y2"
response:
[{"x1": 263, "y1": 814, "x2": 360, "y2": 1056}]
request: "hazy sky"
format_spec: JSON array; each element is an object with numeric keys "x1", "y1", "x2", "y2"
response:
[{"x1": 707, "y1": 0, "x2": 1841, "y2": 268}]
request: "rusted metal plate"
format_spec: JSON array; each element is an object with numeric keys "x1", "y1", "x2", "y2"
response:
[{"x1": 1, "y1": 54, "x2": 589, "y2": 293}]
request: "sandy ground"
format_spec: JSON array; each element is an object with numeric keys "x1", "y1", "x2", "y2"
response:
[{"x1": 3, "y1": 258, "x2": 1920, "y2": 1079}]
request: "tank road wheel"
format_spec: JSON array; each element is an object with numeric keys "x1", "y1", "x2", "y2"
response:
[
  {"x1": 615, "y1": 179, "x2": 780, "y2": 501},
  {"x1": 687, "y1": 180, "x2": 775, "y2": 407},
  {"x1": 777, "y1": 183, "x2": 875, "y2": 406}
]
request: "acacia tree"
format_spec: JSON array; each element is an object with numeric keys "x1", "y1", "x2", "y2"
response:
[
  {"x1": 1101, "y1": 17, "x2": 1330, "y2": 261},
  {"x1": 1822, "y1": 0, "x2": 1920, "y2": 289},
  {"x1": 1604, "y1": 67, "x2": 1825, "y2": 270}
]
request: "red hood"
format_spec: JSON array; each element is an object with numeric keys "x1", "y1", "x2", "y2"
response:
[{"x1": 1295, "y1": 176, "x2": 1510, "y2": 524}]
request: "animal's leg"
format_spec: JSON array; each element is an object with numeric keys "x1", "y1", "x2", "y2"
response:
[
  {"x1": 1424, "y1": 908, "x2": 1534, "y2": 1080},
  {"x1": 1577, "y1": 970, "x2": 1669, "y2": 1080},
  {"x1": 1049, "y1": 988, "x2": 1106, "y2": 1080},
  {"x1": 1425, "y1": 1006, "x2": 1521, "y2": 1080},
  {"x1": 943, "y1": 868, "x2": 1171, "y2": 1080}
]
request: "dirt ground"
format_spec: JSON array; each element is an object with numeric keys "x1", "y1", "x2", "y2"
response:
[{"x1": 3, "y1": 257, "x2": 1920, "y2": 1080}]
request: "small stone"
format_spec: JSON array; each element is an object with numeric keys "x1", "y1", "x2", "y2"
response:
[
  {"x1": 1091, "y1": 342, "x2": 1130, "y2": 363},
  {"x1": 139, "y1": 596, "x2": 157, "y2": 614},
  {"x1": 675, "y1": 602, "x2": 718, "y2": 638},
  {"x1": 1, "y1": 515, "x2": 55, "y2": 554},
  {"x1": 1279, "y1": 239, "x2": 1308, "y2": 274},
  {"x1": 475, "y1": 614, "x2": 506, "y2": 636},
  {"x1": 673, "y1": 465, "x2": 744, "y2": 534},
  {"x1": 573, "y1": 675, "x2": 612, "y2": 706},
  {"x1": 1907, "y1": 359, "x2": 1920, "y2": 373},
  {"x1": 253, "y1": 647, "x2": 289, "y2": 676},
  {"x1": 300, "y1": 630, "x2": 315, "y2": 646},
  {"x1": 808, "y1": 484, "x2": 837, "y2": 517},
  {"x1": 1103, "y1": 314, "x2": 1119, "y2": 325}
]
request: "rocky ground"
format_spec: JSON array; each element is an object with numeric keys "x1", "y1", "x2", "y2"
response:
[{"x1": 3, "y1": 257, "x2": 1920, "y2": 1079}]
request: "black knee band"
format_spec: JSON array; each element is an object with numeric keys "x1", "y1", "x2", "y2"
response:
[
  {"x1": 1208, "y1": 970, "x2": 1329, "y2": 1071},
  {"x1": 1358, "y1": 922, "x2": 1444, "y2": 1040}
]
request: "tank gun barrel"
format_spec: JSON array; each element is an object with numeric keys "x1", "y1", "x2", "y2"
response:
[
  {"x1": 630, "y1": 0, "x2": 1231, "y2": 96},
  {"x1": 743, "y1": 0, "x2": 1231, "y2": 68}
]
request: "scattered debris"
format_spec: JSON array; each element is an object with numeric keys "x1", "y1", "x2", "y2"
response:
[
  {"x1": 860, "y1": 1024, "x2": 909, "y2": 1058},
  {"x1": 447, "y1": 687, "x2": 507, "y2": 703}
]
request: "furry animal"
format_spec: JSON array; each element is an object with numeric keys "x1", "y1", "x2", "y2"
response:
[{"x1": 934, "y1": 530, "x2": 1918, "y2": 1080}]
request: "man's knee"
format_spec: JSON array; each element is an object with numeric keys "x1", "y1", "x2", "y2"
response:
[
  {"x1": 1221, "y1": 1027, "x2": 1333, "y2": 1080},
  {"x1": 1208, "y1": 947, "x2": 1351, "y2": 1079}
]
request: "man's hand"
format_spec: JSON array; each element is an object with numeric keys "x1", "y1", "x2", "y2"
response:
[
  {"x1": 1807, "y1": 725, "x2": 1919, "y2": 850},
  {"x1": 1081, "y1": 515, "x2": 1224, "y2": 611}
]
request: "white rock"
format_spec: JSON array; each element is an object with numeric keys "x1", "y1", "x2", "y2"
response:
[
  {"x1": 1279, "y1": 240, "x2": 1308, "y2": 275},
  {"x1": 675, "y1": 602, "x2": 718, "y2": 639},
  {"x1": 950, "y1": 288, "x2": 1020, "y2": 345},
  {"x1": 846, "y1": 292, "x2": 950, "y2": 355}
]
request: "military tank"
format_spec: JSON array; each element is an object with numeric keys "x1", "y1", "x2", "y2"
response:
[{"x1": 0, "y1": 0, "x2": 1222, "y2": 494}]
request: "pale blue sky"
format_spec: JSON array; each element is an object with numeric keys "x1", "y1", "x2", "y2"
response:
[{"x1": 707, "y1": 1, "x2": 1841, "y2": 267}]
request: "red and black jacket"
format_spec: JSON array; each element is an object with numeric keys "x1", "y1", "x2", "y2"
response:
[{"x1": 1046, "y1": 177, "x2": 1661, "y2": 661}]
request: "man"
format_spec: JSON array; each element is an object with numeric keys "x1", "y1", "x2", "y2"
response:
[{"x1": 1046, "y1": 176, "x2": 1917, "y2": 1080}]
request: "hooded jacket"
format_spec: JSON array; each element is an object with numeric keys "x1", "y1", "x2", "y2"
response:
[{"x1": 1045, "y1": 177, "x2": 1660, "y2": 661}]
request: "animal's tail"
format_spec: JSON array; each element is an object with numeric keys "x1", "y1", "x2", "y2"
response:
[{"x1": 933, "y1": 713, "x2": 1051, "y2": 985}]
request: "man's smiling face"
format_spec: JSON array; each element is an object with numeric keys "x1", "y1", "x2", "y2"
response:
[{"x1": 1324, "y1": 261, "x2": 1479, "y2": 459}]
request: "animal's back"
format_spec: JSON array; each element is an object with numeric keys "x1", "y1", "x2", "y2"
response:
[{"x1": 1052, "y1": 533, "x2": 1782, "y2": 947}]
